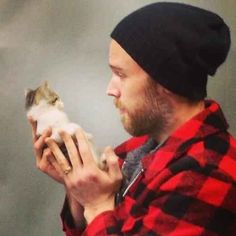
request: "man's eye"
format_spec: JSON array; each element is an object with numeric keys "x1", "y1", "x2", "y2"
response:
[{"x1": 115, "y1": 71, "x2": 125, "y2": 78}]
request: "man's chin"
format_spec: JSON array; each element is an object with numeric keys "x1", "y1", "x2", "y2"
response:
[
  {"x1": 120, "y1": 113, "x2": 128, "y2": 124},
  {"x1": 122, "y1": 121, "x2": 143, "y2": 137},
  {"x1": 121, "y1": 116, "x2": 131, "y2": 131}
]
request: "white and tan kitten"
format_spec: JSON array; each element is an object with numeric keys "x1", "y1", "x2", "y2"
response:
[{"x1": 25, "y1": 81, "x2": 103, "y2": 167}]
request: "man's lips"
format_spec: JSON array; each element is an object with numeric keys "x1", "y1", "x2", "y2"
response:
[
  {"x1": 119, "y1": 108, "x2": 126, "y2": 114},
  {"x1": 114, "y1": 100, "x2": 126, "y2": 114}
]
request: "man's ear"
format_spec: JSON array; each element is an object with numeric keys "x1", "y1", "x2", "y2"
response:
[
  {"x1": 156, "y1": 82, "x2": 171, "y2": 95},
  {"x1": 163, "y1": 87, "x2": 172, "y2": 95}
]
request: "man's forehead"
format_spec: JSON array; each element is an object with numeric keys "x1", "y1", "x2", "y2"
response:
[
  {"x1": 109, "y1": 39, "x2": 138, "y2": 70},
  {"x1": 109, "y1": 40, "x2": 126, "y2": 58}
]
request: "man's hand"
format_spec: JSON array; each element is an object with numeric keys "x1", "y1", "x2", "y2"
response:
[
  {"x1": 28, "y1": 117, "x2": 66, "y2": 184},
  {"x1": 46, "y1": 128, "x2": 123, "y2": 224},
  {"x1": 28, "y1": 118, "x2": 86, "y2": 228}
]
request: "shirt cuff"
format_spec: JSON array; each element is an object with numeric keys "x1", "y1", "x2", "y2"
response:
[
  {"x1": 60, "y1": 197, "x2": 85, "y2": 235},
  {"x1": 84, "y1": 210, "x2": 118, "y2": 235}
]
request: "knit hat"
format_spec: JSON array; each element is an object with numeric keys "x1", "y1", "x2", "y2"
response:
[{"x1": 111, "y1": 2, "x2": 231, "y2": 100}]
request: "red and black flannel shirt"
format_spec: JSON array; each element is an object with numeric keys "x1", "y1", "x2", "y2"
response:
[{"x1": 61, "y1": 100, "x2": 236, "y2": 235}]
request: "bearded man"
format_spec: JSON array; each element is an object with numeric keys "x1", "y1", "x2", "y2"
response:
[{"x1": 29, "y1": 2, "x2": 236, "y2": 235}]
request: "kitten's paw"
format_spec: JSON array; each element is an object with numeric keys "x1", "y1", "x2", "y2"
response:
[
  {"x1": 85, "y1": 132, "x2": 93, "y2": 140},
  {"x1": 61, "y1": 123, "x2": 80, "y2": 136},
  {"x1": 51, "y1": 132, "x2": 63, "y2": 143}
]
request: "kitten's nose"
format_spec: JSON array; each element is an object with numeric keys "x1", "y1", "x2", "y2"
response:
[{"x1": 57, "y1": 100, "x2": 64, "y2": 109}]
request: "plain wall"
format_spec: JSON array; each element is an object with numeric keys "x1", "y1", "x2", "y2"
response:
[{"x1": 0, "y1": 1, "x2": 235, "y2": 235}]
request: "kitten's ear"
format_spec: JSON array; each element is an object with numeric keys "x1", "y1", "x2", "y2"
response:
[
  {"x1": 43, "y1": 81, "x2": 49, "y2": 88},
  {"x1": 24, "y1": 89, "x2": 32, "y2": 97}
]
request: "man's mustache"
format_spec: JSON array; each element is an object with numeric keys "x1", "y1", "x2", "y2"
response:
[{"x1": 114, "y1": 99, "x2": 123, "y2": 109}]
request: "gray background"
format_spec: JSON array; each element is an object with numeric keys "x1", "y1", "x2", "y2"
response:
[{"x1": 0, "y1": 1, "x2": 235, "y2": 235}]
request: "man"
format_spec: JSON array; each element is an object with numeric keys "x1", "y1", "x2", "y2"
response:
[{"x1": 29, "y1": 2, "x2": 236, "y2": 235}]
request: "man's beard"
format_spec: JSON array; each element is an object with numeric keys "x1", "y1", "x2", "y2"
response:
[{"x1": 115, "y1": 80, "x2": 172, "y2": 137}]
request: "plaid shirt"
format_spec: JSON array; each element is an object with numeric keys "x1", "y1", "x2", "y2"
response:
[{"x1": 61, "y1": 100, "x2": 236, "y2": 235}]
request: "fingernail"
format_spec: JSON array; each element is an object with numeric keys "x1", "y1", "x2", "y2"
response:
[
  {"x1": 45, "y1": 127, "x2": 52, "y2": 134},
  {"x1": 58, "y1": 130, "x2": 65, "y2": 136},
  {"x1": 45, "y1": 137, "x2": 50, "y2": 143},
  {"x1": 105, "y1": 146, "x2": 113, "y2": 152},
  {"x1": 27, "y1": 116, "x2": 34, "y2": 122},
  {"x1": 77, "y1": 127, "x2": 83, "y2": 132}
]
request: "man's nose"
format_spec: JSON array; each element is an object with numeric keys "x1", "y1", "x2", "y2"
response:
[{"x1": 106, "y1": 77, "x2": 121, "y2": 97}]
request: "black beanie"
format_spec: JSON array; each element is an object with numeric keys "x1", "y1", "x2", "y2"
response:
[{"x1": 111, "y1": 2, "x2": 231, "y2": 100}]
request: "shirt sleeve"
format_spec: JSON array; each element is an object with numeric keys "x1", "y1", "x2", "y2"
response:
[
  {"x1": 62, "y1": 167, "x2": 236, "y2": 235},
  {"x1": 60, "y1": 198, "x2": 85, "y2": 236},
  {"x1": 61, "y1": 152, "x2": 236, "y2": 236},
  {"x1": 60, "y1": 197, "x2": 118, "y2": 236}
]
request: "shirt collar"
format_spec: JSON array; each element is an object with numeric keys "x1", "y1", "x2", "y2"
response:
[{"x1": 141, "y1": 99, "x2": 229, "y2": 176}]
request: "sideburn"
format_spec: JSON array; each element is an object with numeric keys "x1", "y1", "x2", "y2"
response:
[{"x1": 139, "y1": 79, "x2": 173, "y2": 137}]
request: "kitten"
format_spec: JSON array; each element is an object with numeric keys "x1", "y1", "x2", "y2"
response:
[{"x1": 25, "y1": 81, "x2": 103, "y2": 168}]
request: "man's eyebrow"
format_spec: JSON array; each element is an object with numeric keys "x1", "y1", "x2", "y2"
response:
[{"x1": 109, "y1": 64, "x2": 124, "y2": 71}]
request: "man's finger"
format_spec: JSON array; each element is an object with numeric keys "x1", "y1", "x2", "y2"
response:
[
  {"x1": 34, "y1": 128, "x2": 52, "y2": 161},
  {"x1": 104, "y1": 146, "x2": 122, "y2": 181},
  {"x1": 45, "y1": 138, "x2": 71, "y2": 174},
  {"x1": 59, "y1": 131, "x2": 82, "y2": 168},
  {"x1": 47, "y1": 152, "x2": 64, "y2": 176},
  {"x1": 28, "y1": 117, "x2": 38, "y2": 142},
  {"x1": 75, "y1": 128, "x2": 94, "y2": 165}
]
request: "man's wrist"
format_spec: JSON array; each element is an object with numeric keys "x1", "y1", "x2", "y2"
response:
[
  {"x1": 84, "y1": 198, "x2": 115, "y2": 224},
  {"x1": 66, "y1": 192, "x2": 86, "y2": 229}
]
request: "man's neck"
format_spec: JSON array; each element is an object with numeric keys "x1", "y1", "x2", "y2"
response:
[{"x1": 153, "y1": 100, "x2": 205, "y2": 143}]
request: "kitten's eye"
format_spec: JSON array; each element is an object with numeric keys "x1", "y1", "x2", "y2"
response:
[{"x1": 51, "y1": 97, "x2": 58, "y2": 104}]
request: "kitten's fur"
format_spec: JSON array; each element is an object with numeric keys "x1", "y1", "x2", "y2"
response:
[{"x1": 25, "y1": 81, "x2": 102, "y2": 167}]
